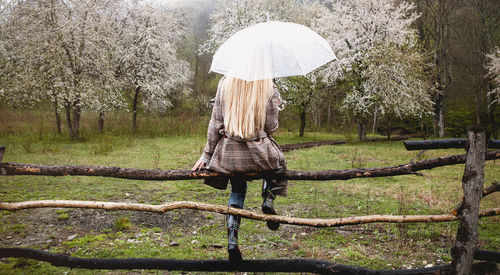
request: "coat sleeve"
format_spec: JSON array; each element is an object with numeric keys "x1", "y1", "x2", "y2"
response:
[
  {"x1": 201, "y1": 78, "x2": 225, "y2": 164},
  {"x1": 264, "y1": 86, "x2": 281, "y2": 135}
]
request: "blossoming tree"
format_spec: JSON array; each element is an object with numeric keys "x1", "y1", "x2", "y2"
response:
[
  {"x1": 0, "y1": 0, "x2": 128, "y2": 138},
  {"x1": 117, "y1": 2, "x2": 192, "y2": 133},
  {"x1": 201, "y1": 0, "x2": 330, "y2": 136},
  {"x1": 0, "y1": 0, "x2": 191, "y2": 138},
  {"x1": 486, "y1": 47, "x2": 500, "y2": 104},
  {"x1": 202, "y1": 0, "x2": 434, "y2": 139},
  {"x1": 316, "y1": 0, "x2": 434, "y2": 140}
]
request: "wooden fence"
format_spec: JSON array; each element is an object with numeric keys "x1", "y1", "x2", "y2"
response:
[{"x1": 0, "y1": 128, "x2": 499, "y2": 274}]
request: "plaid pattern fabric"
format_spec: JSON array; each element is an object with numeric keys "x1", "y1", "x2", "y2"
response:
[{"x1": 201, "y1": 77, "x2": 288, "y2": 197}]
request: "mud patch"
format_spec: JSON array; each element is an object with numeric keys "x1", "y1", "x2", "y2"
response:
[{"x1": 0, "y1": 207, "x2": 215, "y2": 249}]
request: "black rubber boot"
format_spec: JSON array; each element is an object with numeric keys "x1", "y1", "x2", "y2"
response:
[
  {"x1": 262, "y1": 189, "x2": 280, "y2": 231},
  {"x1": 227, "y1": 214, "x2": 242, "y2": 262}
]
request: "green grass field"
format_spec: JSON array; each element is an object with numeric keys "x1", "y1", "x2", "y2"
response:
[{"x1": 0, "y1": 114, "x2": 499, "y2": 274}]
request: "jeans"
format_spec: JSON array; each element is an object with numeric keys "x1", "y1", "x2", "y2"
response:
[
  {"x1": 228, "y1": 177, "x2": 247, "y2": 209},
  {"x1": 228, "y1": 178, "x2": 275, "y2": 209}
]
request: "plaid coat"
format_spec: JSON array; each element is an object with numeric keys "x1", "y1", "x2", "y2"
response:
[{"x1": 201, "y1": 77, "x2": 288, "y2": 197}]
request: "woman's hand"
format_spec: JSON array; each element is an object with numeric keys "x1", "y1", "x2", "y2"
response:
[{"x1": 191, "y1": 158, "x2": 207, "y2": 171}]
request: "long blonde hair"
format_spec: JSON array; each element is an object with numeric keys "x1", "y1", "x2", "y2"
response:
[{"x1": 222, "y1": 77, "x2": 274, "y2": 139}]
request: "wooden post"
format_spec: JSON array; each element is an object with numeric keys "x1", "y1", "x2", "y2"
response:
[{"x1": 451, "y1": 127, "x2": 486, "y2": 275}]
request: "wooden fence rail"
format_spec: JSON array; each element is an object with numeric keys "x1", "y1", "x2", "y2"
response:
[
  {"x1": 1, "y1": 128, "x2": 499, "y2": 274},
  {"x1": 2, "y1": 150, "x2": 500, "y2": 181},
  {"x1": 404, "y1": 139, "x2": 500, "y2": 150},
  {"x1": 1, "y1": 248, "x2": 498, "y2": 274},
  {"x1": 1, "y1": 200, "x2": 498, "y2": 227}
]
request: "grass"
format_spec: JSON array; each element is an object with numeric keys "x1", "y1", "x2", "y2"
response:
[
  {"x1": 114, "y1": 217, "x2": 133, "y2": 231},
  {"x1": 0, "y1": 110, "x2": 499, "y2": 274}
]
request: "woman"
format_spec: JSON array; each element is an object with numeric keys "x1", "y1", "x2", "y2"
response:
[{"x1": 192, "y1": 76, "x2": 287, "y2": 262}]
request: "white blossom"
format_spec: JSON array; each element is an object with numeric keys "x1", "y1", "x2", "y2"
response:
[
  {"x1": 317, "y1": 0, "x2": 433, "y2": 120},
  {"x1": 315, "y1": 0, "x2": 420, "y2": 84},
  {"x1": 201, "y1": 0, "x2": 329, "y2": 117},
  {"x1": 200, "y1": 0, "x2": 328, "y2": 55},
  {"x1": 0, "y1": 0, "x2": 126, "y2": 112},
  {"x1": 486, "y1": 47, "x2": 500, "y2": 104},
  {"x1": 118, "y1": 2, "x2": 192, "y2": 114},
  {"x1": 343, "y1": 44, "x2": 434, "y2": 119},
  {"x1": 0, "y1": 0, "x2": 192, "y2": 137}
]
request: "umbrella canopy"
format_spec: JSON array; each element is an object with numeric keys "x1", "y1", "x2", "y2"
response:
[{"x1": 210, "y1": 21, "x2": 336, "y2": 81}]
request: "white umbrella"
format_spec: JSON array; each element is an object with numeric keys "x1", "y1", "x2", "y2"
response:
[{"x1": 210, "y1": 21, "x2": 336, "y2": 81}]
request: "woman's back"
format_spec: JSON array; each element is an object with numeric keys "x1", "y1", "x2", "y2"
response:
[{"x1": 202, "y1": 77, "x2": 284, "y2": 175}]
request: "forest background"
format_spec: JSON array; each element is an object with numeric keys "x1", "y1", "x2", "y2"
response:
[
  {"x1": 1, "y1": 0, "x2": 500, "y2": 141},
  {"x1": 1, "y1": 1, "x2": 500, "y2": 273}
]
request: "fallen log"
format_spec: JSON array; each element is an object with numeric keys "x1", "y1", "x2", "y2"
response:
[
  {"x1": 404, "y1": 139, "x2": 500, "y2": 151},
  {"x1": 1, "y1": 200, "x2": 498, "y2": 227},
  {"x1": 366, "y1": 134, "x2": 423, "y2": 142},
  {"x1": 280, "y1": 135, "x2": 421, "y2": 152},
  {"x1": 280, "y1": 140, "x2": 346, "y2": 152},
  {"x1": 452, "y1": 181, "x2": 500, "y2": 216},
  {"x1": 1, "y1": 248, "x2": 498, "y2": 274},
  {"x1": 1, "y1": 150, "x2": 500, "y2": 181}
]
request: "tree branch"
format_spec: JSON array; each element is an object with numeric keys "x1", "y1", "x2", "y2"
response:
[
  {"x1": 1, "y1": 200, "x2": 498, "y2": 228},
  {"x1": 2, "y1": 150, "x2": 500, "y2": 181},
  {"x1": 0, "y1": 248, "x2": 497, "y2": 273},
  {"x1": 0, "y1": 248, "x2": 442, "y2": 274}
]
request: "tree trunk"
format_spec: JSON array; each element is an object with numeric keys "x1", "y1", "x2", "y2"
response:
[
  {"x1": 490, "y1": 102, "x2": 497, "y2": 139},
  {"x1": 54, "y1": 101, "x2": 61, "y2": 134},
  {"x1": 65, "y1": 105, "x2": 74, "y2": 139},
  {"x1": 194, "y1": 53, "x2": 200, "y2": 94},
  {"x1": 420, "y1": 120, "x2": 427, "y2": 140},
  {"x1": 372, "y1": 110, "x2": 377, "y2": 134},
  {"x1": 327, "y1": 94, "x2": 331, "y2": 127},
  {"x1": 132, "y1": 85, "x2": 140, "y2": 134},
  {"x1": 487, "y1": 89, "x2": 497, "y2": 139},
  {"x1": 438, "y1": 102, "x2": 445, "y2": 137},
  {"x1": 299, "y1": 109, "x2": 306, "y2": 137},
  {"x1": 475, "y1": 88, "x2": 481, "y2": 125},
  {"x1": 434, "y1": 1, "x2": 450, "y2": 138},
  {"x1": 98, "y1": 112, "x2": 104, "y2": 134},
  {"x1": 387, "y1": 118, "x2": 391, "y2": 140},
  {"x1": 72, "y1": 105, "x2": 80, "y2": 140},
  {"x1": 434, "y1": 93, "x2": 445, "y2": 137},
  {"x1": 476, "y1": 0, "x2": 495, "y2": 136},
  {"x1": 356, "y1": 118, "x2": 367, "y2": 141},
  {"x1": 451, "y1": 127, "x2": 486, "y2": 275},
  {"x1": 315, "y1": 109, "x2": 320, "y2": 127}
]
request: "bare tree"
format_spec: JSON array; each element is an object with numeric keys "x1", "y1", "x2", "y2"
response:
[
  {"x1": 468, "y1": 0, "x2": 500, "y2": 136},
  {"x1": 413, "y1": 0, "x2": 453, "y2": 137}
]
